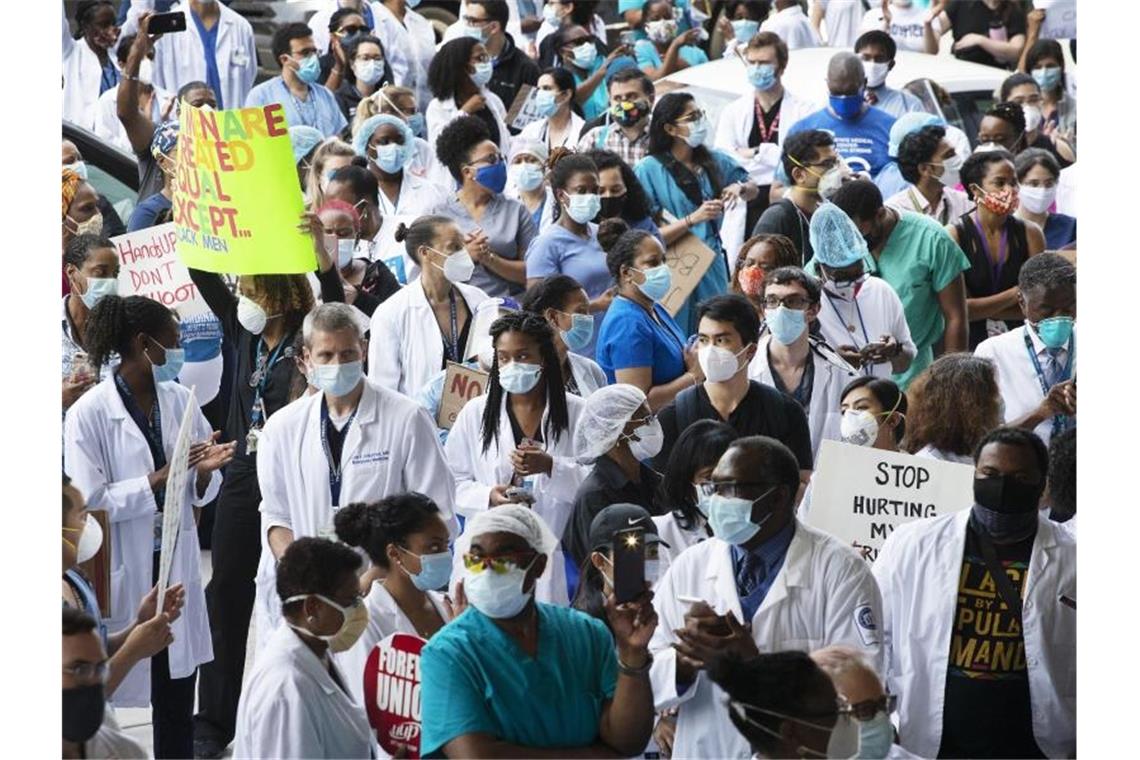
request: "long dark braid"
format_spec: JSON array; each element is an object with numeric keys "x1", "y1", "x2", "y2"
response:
[{"x1": 84, "y1": 295, "x2": 175, "y2": 369}]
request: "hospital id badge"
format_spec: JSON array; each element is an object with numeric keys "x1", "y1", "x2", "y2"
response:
[
  {"x1": 232, "y1": 51, "x2": 249, "y2": 66},
  {"x1": 246, "y1": 428, "x2": 261, "y2": 453}
]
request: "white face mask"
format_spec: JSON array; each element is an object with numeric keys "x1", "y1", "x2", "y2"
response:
[
  {"x1": 1022, "y1": 104, "x2": 1043, "y2": 133},
  {"x1": 933, "y1": 153, "x2": 964, "y2": 189},
  {"x1": 729, "y1": 701, "x2": 861, "y2": 759},
  {"x1": 626, "y1": 418, "x2": 664, "y2": 461},
  {"x1": 284, "y1": 594, "x2": 369, "y2": 653},
  {"x1": 840, "y1": 409, "x2": 880, "y2": 447},
  {"x1": 63, "y1": 513, "x2": 104, "y2": 565},
  {"x1": 862, "y1": 60, "x2": 890, "y2": 89},
  {"x1": 697, "y1": 344, "x2": 750, "y2": 384},
  {"x1": 237, "y1": 295, "x2": 269, "y2": 335},
  {"x1": 1019, "y1": 184, "x2": 1057, "y2": 214},
  {"x1": 463, "y1": 557, "x2": 536, "y2": 619},
  {"x1": 428, "y1": 246, "x2": 475, "y2": 284}
]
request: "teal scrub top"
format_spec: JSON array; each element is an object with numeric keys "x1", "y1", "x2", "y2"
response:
[
  {"x1": 634, "y1": 149, "x2": 749, "y2": 334},
  {"x1": 572, "y1": 57, "x2": 609, "y2": 122},
  {"x1": 632, "y1": 39, "x2": 708, "y2": 72},
  {"x1": 420, "y1": 603, "x2": 618, "y2": 756}
]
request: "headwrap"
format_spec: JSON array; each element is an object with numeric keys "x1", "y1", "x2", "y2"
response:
[
  {"x1": 151, "y1": 119, "x2": 180, "y2": 160},
  {"x1": 62, "y1": 168, "x2": 82, "y2": 219}
]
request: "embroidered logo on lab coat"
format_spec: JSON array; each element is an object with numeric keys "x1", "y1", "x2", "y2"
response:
[
  {"x1": 352, "y1": 451, "x2": 391, "y2": 466},
  {"x1": 855, "y1": 604, "x2": 880, "y2": 646}
]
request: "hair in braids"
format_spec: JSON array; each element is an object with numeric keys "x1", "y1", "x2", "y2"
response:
[
  {"x1": 84, "y1": 295, "x2": 175, "y2": 369},
  {"x1": 334, "y1": 493, "x2": 442, "y2": 569},
  {"x1": 481, "y1": 311, "x2": 568, "y2": 454}
]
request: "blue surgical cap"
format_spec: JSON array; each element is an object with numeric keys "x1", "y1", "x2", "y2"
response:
[
  {"x1": 887, "y1": 112, "x2": 945, "y2": 158},
  {"x1": 605, "y1": 56, "x2": 639, "y2": 85},
  {"x1": 808, "y1": 203, "x2": 869, "y2": 269},
  {"x1": 352, "y1": 114, "x2": 415, "y2": 169},
  {"x1": 288, "y1": 126, "x2": 325, "y2": 165}
]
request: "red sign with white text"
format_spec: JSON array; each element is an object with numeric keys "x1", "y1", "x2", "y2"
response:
[{"x1": 364, "y1": 633, "x2": 426, "y2": 758}]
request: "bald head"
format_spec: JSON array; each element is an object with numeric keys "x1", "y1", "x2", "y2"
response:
[
  {"x1": 811, "y1": 646, "x2": 884, "y2": 706},
  {"x1": 712, "y1": 436, "x2": 801, "y2": 504},
  {"x1": 828, "y1": 51, "x2": 866, "y2": 96}
]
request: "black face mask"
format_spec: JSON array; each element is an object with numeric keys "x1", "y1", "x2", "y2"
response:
[
  {"x1": 973, "y1": 474, "x2": 1044, "y2": 515},
  {"x1": 62, "y1": 683, "x2": 105, "y2": 743},
  {"x1": 598, "y1": 194, "x2": 626, "y2": 220}
]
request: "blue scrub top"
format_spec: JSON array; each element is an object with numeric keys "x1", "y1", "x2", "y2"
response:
[
  {"x1": 596, "y1": 295, "x2": 686, "y2": 385},
  {"x1": 1044, "y1": 213, "x2": 1077, "y2": 250},
  {"x1": 420, "y1": 604, "x2": 618, "y2": 757},
  {"x1": 632, "y1": 39, "x2": 707, "y2": 72},
  {"x1": 244, "y1": 77, "x2": 348, "y2": 138},
  {"x1": 788, "y1": 105, "x2": 898, "y2": 180},
  {"x1": 634, "y1": 148, "x2": 747, "y2": 333},
  {"x1": 571, "y1": 55, "x2": 608, "y2": 122},
  {"x1": 192, "y1": 8, "x2": 225, "y2": 109}
]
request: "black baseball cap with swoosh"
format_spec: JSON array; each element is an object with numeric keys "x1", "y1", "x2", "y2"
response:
[{"x1": 588, "y1": 503, "x2": 671, "y2": 552}]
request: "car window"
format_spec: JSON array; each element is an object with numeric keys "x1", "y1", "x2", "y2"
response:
[
  {"x1": 902, "y1": 79, "x2": 990, "y2": 148},
  {"x1": 87, "y1": 162, "x2": 137, "y2": 226}
]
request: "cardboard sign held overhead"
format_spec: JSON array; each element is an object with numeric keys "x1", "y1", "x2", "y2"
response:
[
  {"x1": 364, "y1": 633, "x2": 427, "y2": 758},
  {"x1": 805, "y1": 440, "x2": 974, "y2": 563},
  {"x1": 174, "y1": 103, "x2": 317, "y2": 274},
  {"x1": 1034, "y1": 0, "x2": 1076, "y2": 40},
  {"x1": 437, "y1": 362, "x2": 489, "y2": 430},
  {"x1": 660, "y1": 232, "x2": 716, "y2": 318},
  {"x1": 113, "y1": 223, "x2": 209, "y2": 318}
]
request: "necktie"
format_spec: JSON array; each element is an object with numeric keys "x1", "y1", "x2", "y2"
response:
[
  {"x1": 1045, "y1": 348, "x2": 1065, "y2": 387},
  {"x1": 739, "y1": 551, "x2": 766, "y2": 597}
]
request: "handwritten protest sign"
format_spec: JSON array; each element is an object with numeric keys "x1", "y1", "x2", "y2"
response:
[
  {"x1": 113, "y1": 223, "x2": 208, "y2": 318},
  {"x1": 174, "y1": 103, "x2": 316, "y2": 274},
  {"x1": 1034, "y1": 0, "x2": 1076, "y2": 40},
  {"x1": 806, "y1": 440, "x2": 973, "y2": 563},
  {"x1": 507, "y1": 84, "x2": 539, "y2": 131},
  {"x1": 364, "y1": 633, "x2": 426, "y2": 758},
  {"x1": 438, "y1": 362, "x2": 489, "y2": 430},
  {"x1": 156, "y1": 387, "x2": 197, "y2": 612},
  {"x1": 661, "y1": 231, "x2": 716, "y2": 318}
]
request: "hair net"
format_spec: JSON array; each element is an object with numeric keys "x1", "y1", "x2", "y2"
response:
[
  {"x1": 809, "y1": 203, "x2": 868, "y2": 268},
  {"x1": 62, "y1": 168, "x2": 82, "y2": 219},
  {"x1": 509, "y1": 138, "x2": 549, "y2": 165},
  {"x1": 352, "y1": 114, "x2": 415, "y2": 168},
  {"x1": 462, "y1": 504, "x2": 558, "y2": 555},
  {"x1": 288, "y1": 125, "x2": 324, "y2": 164},
  {"x1": 887, "y1": 112, "x2": 945, "y2": 158},
  {"x1": 574, "y1": 383, "x2": 648, "y2": 460},
  {"x1": 151, "y1": 120, "x2": 179, "y2": 160}
]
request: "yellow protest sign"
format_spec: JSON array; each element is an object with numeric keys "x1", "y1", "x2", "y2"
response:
[{"x1": 173, "y1": 103, "x2": 317, "y2": 274}]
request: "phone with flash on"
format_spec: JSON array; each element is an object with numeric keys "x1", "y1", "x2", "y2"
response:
[{"x1": 612, "y1": 527, "x2": 645, "y2": 604}]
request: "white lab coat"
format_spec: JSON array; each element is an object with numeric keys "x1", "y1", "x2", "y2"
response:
[
  {"x1": 253, "y1": 379, "x2": 458, "y2": 638},
  {"x1": 873, "y1": 510, "x2": 1076, "y2": 759},
  {"x1": 519, "y1": 112, "x2": 587, "y2": 151},
  {"x1": 648, "y1": 525, "x2": 884, "y2": 759},
  {"x1": 63, "y1": 378, "x2": 221, "y2": 707},
  {"x1": 371, "y1": 169, "x2": 450, "y2": 282},
  {"x1": 336, "y1": 581, "x2": 451, "y2": 707},
  {"x1": 445, "y1": 392, "x2": 590, "y2": 605},
  {"x1": 368, "y1": 280, "x2": 492, "y2": 397},
  {"x1": 427, "y1": 92, "x2": 513, "y2": 154},
  {"x1": 373, "y1": 2, "x2": 437, "y2": 111},
  {"x1": 63, "y1": 16, "x2": 117, "y2": 130},
  {"x1": 94, "y1": 84, "x2": 175, "y2": 154},
  {"x1": 713, "y1": 88, "x2": 819, "y2": 188},
  {"x1": 651, "y1": 511, "x2": 710, "y2": 569},
  {"x1": 748, "y1": 335, "x2": 858, "y2": 461},
  {"x1": 759, "y1": 4, "x2": 822, "y2": 49},
  {"x1": 146, "y1": 2, "x2": 258, "y2": 112},
  {"x1": 567, "y1": 352, "x2": 607, "y2": 397},
  {"x1": 233, "y1": 623, "x2": 380, "y2": 760}
]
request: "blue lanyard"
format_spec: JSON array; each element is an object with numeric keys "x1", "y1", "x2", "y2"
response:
[
  {"x1": 1023, "y1": 331, "x2": 1074, "y2": 437},
  {"x1": 443, "y1": 289, "x2": 460, "y2": 363},
  {"x1": 319, "y1": 397, "x2": 359, "y2": 508},
  {"x1": 250, "y1": 337, "x2": 289, "y2": 429},
  {"x1": 114, "y1": 372, "x2": 165, "y2": 469}
]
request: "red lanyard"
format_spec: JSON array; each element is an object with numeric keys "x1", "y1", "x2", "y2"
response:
[{"x1": 752, "y1": 100, "x2": 780, "y2": 145}]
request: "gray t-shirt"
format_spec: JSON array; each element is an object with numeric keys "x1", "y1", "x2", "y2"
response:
[{"x1": 433, "y1": 194, "x2": 538, "y2": 298}]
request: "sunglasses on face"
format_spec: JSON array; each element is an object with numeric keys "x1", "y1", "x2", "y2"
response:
[{"x1": 462, "y1": 551, "x2": 536, "y2": 575}]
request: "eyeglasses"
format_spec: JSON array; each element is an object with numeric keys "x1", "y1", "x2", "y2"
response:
[
  {"x1": 463, "y1": 551, "x2": 536, "y2": 575},
  {"x1": 463, "y1": 15, "x2": 491, "y2": 25},
  {"x1": 630, "y1": 412, "x2": 657, "y2": 427},
  {"x1": 64, "y1": 661, "x2": 109, "y2": 683},
  {"x1": 562, "y1": 37, "x2": 593, "y2": 48},
  {"x1": 699, "y1": 481, "x2": 778, "y2": 499},
  {"x1": 846, "y1": 694, "x2": 898, "y2": 722},
  {"x1": 467, "y1": 154, "x2": 504, "y2": 168},
  {"x1": 674, "y1": 109, "x2": 706, "y2": 125},
  {"x1": 761, "y1": 294, "x2": 812, "y2": 310}
]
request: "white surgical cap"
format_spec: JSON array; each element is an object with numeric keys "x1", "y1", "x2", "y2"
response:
[
  {"x1": 509, "y1": 138, "x2": 549, "y2": 164},
  {"x1": 574, "y1": 383, "x2": 647, "y2": 460},
  {"x1": 463, "y1": 504, "x2": 558, "y2": 556},
  {"x1": 809, "y1": 203, "x2": 868, "y2": 268}
]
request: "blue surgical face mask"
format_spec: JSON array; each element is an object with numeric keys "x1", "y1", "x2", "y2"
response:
[
  {"x1": 558, "y1": 312, "x2": 595, "y2": 351},
  {"x1": 857, "y1": 712, "x2": 894, "y2": 760},
  {"x1": 498, "y1": 361, "x2": 543, "y2": 394},
  {"x1": 80, "y1": 277, "x2": 118, "y2": 309},
  {"x1": 1032, "y1": 66, "x2": 1062, "y2": 92},
  {"x1": 766, "y1": 305, "x2": 807, "y2": 345},
  {"x1": 564, "y1": 192, "x2": 602, "y2": 224},
  {"x1": 407, "y1": 113, "x2": 426, "y2": 138},
  {"x1": 635, "y1": 263, "x2": 672, "y2": 302},
  {"x1": 732, "y1": 19, "x2": 760, "y2": 43},
  {"x1": 534, "y1": 88, "x2": 559, "y2": 118},
  {"x1": 747, "y1": 62, "x2": 778, "y2": 91},
  {"x1": 464, "y1": 556, "x2": 536, "y2": 619},
  {"x1": 296, "y1": 54, "x2": 322, "y2": 84},
  {"x1": 1033, "y1": 316, "x2": 1074, "y2": 349},
  {"x1": 310, "y1": 360, "x2": 364, "y2": 397},
  {"x1": 829, "y1": 90, "x2": 865, "y2": 120},
  {"x1": 399, "y1": 547, "x2": 453, "y2": 592},
  {"x1": 509, "y1": 162, "x2": 544, "y2": 192},
  {"x1": 373, "y1": 142, "x2": 407, "y2": 174},
  {"x1": 703, "y1": 486, "x2": 777, "y2": 546},
  {"x1": 471, "y1": 60, "x2": 494, "y2": 87},
  {"x1": 68, "y1": 160, "x2": 89, "y2": 181},
  {"x1": 681, "y1": 116, "x2": 709, "y2": 148},
  {"x1": 461, "y1": 23, "x2": 487, "y2": 41},
  {"x1": 146, "y1": 337, "x2": 184, "y2": 384},
  {"x1": 474, "y1": 160, "x2": 508, "y2": 194},
  {"x1": 406, "y1": 0, "x2": 422, "y2": 7},
  {"x1": 572, "y1": 42, "x2": 598, "y2": 69}
]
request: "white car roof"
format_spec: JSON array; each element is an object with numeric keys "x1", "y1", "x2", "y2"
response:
[{"x1": 661, "y1": 46, "x2": 1007, "y2": 103}]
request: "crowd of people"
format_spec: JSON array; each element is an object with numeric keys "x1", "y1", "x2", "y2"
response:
[{"x1": 61, "y1": 1, "x2": 1076, "y2": 758}]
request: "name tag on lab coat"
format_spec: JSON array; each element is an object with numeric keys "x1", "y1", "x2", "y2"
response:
[
  {"x1": 351, "y1": 451, "x2": 390, "y2": 466},
  {"x1": 232, "y1": 51, "x2": 250, "y2": 66}
]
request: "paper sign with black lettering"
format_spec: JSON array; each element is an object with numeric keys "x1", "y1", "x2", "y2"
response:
[
  {"x1": 437, "y1": 362, "x2": 489, "y2": 430},
  {"x1": 806, "y1": 440, "x2": 974, "y2": 562},
  {"x1": 660, "y1": 231, "x2": 716, "y2": 318},
  {"x1": 364, "y1": 633, "x2": 426, "y2": 758},
  {"x1": 113, "y1": 223, "x2": 209, "y2": 318},
  {"x1": 1034, "y1": 0, "x2": 1076, "y2": 40}
]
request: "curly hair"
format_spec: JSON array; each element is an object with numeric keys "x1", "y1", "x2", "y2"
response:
[
  {"x1": 63, "y1": 233, "x2": 115, "y2": 269},
  {"x1": 897, "y1": 125, "x2": 947, "y2": 185},
  {"x1": 730, "y1": 233, "x2": 799, "y2": 295},
  {"x1": 435, "y1": 115, "x2": 492, "y2": 183},
  {"x1": 334, "y1": 493, "x2": 442, "y2": 569},
  {"x1": 597, "y1": 217, "x2": 630, "y2": 253},
  {"x1": 428, "y1": 37, "x2": 480, "y2": 101},
  {"x1": 84, "y1": 295, "x2": 176, "y2": 369},
  {"x1": 238, "y1": 274, "x2": 316, "y2": 337},
  {"x1": 986, "y1": 101, "x2": 1026, "y2": 140},
  {"x1": 481, "y1": 311, "x2": 568, "y2": 454},
  {"x1": 959, "y1": 149, "x2": 1015, "y2": 201},
  {"x1": 276, "y1": 537, "x2": 363, "y2": 609},
  {"x1": 547, "y1": 152, "x2": 598, "y2": 223},
  {"x1": 904, "y1": 354, "x2": 1002, "y2": 457}
]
